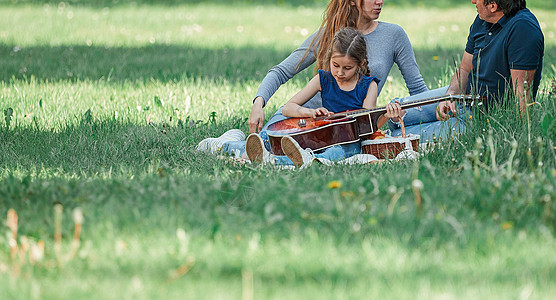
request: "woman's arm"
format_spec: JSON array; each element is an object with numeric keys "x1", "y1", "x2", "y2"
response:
[
  {"x1": 392, "y1": 25, "x2": 428, "y2": 95},
  {"x1": 283, "y1": 75, "x2": 327, "y2": 118},
  {"x1": 248, "y1": 31, "x2": 321, "y2": 132}
]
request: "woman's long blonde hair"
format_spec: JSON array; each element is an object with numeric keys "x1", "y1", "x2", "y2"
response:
[{"x1": 299, "y1": 0, "x2": 362, "y2": 72}]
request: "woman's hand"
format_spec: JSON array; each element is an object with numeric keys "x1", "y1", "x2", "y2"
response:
[
  {"x1": 312, "y1": 107, "x2": 333, "y2": 118},
  {"x1": 248, "y1": 97, "x2": 265, "y2": 133}
]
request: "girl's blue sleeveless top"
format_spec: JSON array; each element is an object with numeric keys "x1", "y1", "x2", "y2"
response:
[{"x1": 318, "y1": 69, "x2": 379, "y2": 112}]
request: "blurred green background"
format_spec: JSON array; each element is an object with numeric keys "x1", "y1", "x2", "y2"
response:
[{"x1": 1, "y1": 0, "x2": 555, "y2": 10}]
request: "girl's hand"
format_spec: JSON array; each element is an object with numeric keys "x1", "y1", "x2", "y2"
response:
[
  {"x1": 312, "y1": 107, "x2": 333, "y2": 118},
  {"x1": 385, "y1": 102, "x2": 403, "y2": 119}
]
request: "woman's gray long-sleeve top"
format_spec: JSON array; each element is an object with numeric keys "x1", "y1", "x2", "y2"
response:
[{"x1": 255, "y1": 22, "x2": 428, "y2": 108}]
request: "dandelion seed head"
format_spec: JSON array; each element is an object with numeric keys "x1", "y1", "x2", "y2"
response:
[
  {"x1": 387, "y1": 185, "x2": 397, "y2": 194},
  {"x1": 54, "y1": 204, "x2": 63, "y2": 214},
  {"x1": 73, "y1": 207, "x2": 84, "y2": 224},
  {"x1": 412, "y1": 179, "x2": 424, "y2": 190},
  {"x1": 30, "y1": 240, "x2": 45, "y2": 262}
]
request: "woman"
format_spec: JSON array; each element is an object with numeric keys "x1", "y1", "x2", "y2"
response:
[
  {"x1": 212, "y1": 0, "x2": 450, "y2": 158},
  {"x1": 249, "y1": 0, "x2": 426, "y2": 132}
]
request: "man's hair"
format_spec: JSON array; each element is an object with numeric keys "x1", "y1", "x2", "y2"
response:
[{"x1": 486, "y1": 0, "x2": 526, "y2": 16}]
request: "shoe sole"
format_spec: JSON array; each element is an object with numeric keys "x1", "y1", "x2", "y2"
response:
[
  {"x1": 246, "y1": 134, "x2": 264, "y2": 163},
  {"x1": 281, "y1": 137, "x2": 304, "y2": 168}
]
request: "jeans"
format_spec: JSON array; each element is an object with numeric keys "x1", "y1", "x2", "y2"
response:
[
  {"x1": 220, "y1": 116, "x2": 275, "y2": 158},
  {"x1": 387, "y1": 86, "x2": 470, "y2": 142},
  {"x1": 274, "y1": 141, "x2": 361, "y2": 166}
]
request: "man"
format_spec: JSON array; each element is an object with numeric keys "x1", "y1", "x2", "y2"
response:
[{"x1": 437, "y1": 0, "x2": 544, "y2": 119}]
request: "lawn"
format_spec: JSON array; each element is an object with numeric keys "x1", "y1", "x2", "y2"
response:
[{"x1": 0, "y1": 2, "x2": 555, "y2": 299}]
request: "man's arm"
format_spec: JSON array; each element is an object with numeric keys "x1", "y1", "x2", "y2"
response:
[
  {"x1": 437, "y1": 51, "x2": 473, "y2": 120},
  {"x1": 446, "y1": 52, "x2": 473, "y2": 95},
  {"x1": 510, "y1": 69, "x2": 537, "y2": 112}
]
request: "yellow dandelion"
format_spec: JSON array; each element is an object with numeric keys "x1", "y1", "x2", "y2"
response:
[
  {"x1": 433, "y1": 56, "x2": 439, "y2": 61},
  {"x1": 469, "y1": 115, "x2": 473, "y2": 119},
  {"x1": 327, "y1": 180, "x2": 342, "y2": 189},
  {"x1": 501, "y1": 222, "x2": 513, "y2": 230}
]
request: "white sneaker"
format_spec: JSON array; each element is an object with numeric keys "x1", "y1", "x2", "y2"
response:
[
  {"x1": 339, "y1": 154, "x2": 380, "y2": 165},
  {"x1": 196, "y1": 137, "x2": 218, "y2": 152},
  {"x1": 245, "y1": 133, "x2": 274, "y2": 164},
  {"x1": 196, "y1": 129, "x2": 245, "y2": 153},
  {"x1": 395, "y1": 150, "x2": 420, "y2": 161},
  {"x1": 280, "y1": 136, "x2": 315, "y2": 168},
  {"x1": 314, "y1": 157, "x2": 334, "y2": 166}
]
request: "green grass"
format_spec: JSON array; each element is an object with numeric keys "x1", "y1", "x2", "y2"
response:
[{"x1": 1, "y1": 3, "x2": 555, "y2": 299}]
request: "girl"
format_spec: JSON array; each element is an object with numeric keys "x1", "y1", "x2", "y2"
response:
[{"x1": 246, "y1": 27, "x2": 401, "y2": 168}]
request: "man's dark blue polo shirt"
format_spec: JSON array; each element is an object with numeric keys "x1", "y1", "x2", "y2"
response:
[{"x1": 465, "y1": 8, "x2": 544, "y2": 107}]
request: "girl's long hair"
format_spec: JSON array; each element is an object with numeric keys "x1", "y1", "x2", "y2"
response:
[{"x1": 298, "y1": 0, "x2": 361, "y2": 72}]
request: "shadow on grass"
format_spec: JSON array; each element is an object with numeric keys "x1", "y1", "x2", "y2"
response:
[
  {"x1": 2, "y1": 43, "x2": 555, "y2": 86},
  {"x1": 0, "y1": 44, "x2": 296, "y2": 84}
]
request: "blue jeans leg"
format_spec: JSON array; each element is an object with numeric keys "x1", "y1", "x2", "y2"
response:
[
  {"x1": 386, "y1": 86, "x2": 474, "y2": 141},
  {"x1": 220, "y1": 140, "x2": 246, "y2": 158},
  {"x1": 221, "y1": 130, "x2": 271, "y2": 158},
  {"x1": 274, "y1": 142, "x2": 361, "y2": 166},
  {"x1": 389, "y1": 105, "x2": 471, "y2": 142},
  {"x1": 315, "y1": 142, "x2": 361, "y2": 162},
  {"x1": 388, "y1": 86, "x2": 449, "y2": 131}
]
